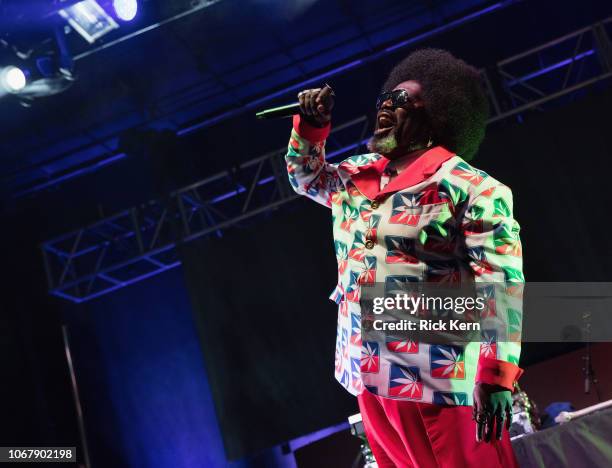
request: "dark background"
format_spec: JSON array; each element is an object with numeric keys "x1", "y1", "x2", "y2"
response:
[{"x1": 180, "y1": 203, "x2": 352, "y2": 459}]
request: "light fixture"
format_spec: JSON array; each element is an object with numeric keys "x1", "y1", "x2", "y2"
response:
[
  {"x1": 113, "y1": 0, "x2": 138, "y2": 21},
  {"x1": 59, "y1": 0, "x2": 118, "y2": 44},
  {"x1": 1, "y1": 66, "x2": 27, "y2": 93},
  {"x1": 0, "y1": 24, "x2": 76, "y2": 103}
]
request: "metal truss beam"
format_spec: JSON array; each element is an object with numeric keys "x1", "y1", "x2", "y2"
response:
[
  {"x1": 13, "y1": 0, "x2": 518, "y2": 198},
  {"x1": 42, "y1": 117, "x2": 370, "y2": 302},
  {"x1": 42, "y1": 17, "x2": 612, "y2": 303},
  {"x1": 484, "y1": 17, "x2": 612, "y2": 123}
]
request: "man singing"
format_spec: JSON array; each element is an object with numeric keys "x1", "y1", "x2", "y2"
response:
[{"x1": 285, "y1": 49, "x2": 524, "y2": 467}]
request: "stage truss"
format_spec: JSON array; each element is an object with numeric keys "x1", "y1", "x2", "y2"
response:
[{"x1": 42, "y1": 17, "x2": 612, "y2": 302}]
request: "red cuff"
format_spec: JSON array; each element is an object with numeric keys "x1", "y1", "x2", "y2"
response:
[
  {"x1": 292, "y1": 114, "x2": 331, "y2": 142},
  {"x1": 475, "y1": 357, "x2": 523, "y2": 391}
]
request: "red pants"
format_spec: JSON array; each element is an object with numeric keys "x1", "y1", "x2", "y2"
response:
[{"x1": 357, "y1": 389, "x2": 519, "y2": 468}]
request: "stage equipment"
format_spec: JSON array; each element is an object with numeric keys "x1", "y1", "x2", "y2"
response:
[
  {"x1": 62, "y1": 326, "x2": 92, "y2": 468},
  {"x1": 20, "y1": 13, "x2": 611, "y2": 201},
  {"x1": 256, "y1": 84, "x2": 334, "y2": 120},
  {"x1": 0, "y1": 66, "x2": 27, "y2": 93},
  {"x1": 555, "y1": 399, "x2": 612, "y2": 424},
  {"x1": 513, "y1": 405, "x2": 612, "y2": 465},
  {"x1": 59, "y1": 0, "x2": 119, "y2": 44},
  {"x1": 256, "y1": 102, "x2": 301, "y2": 120},
  {"x1": 40, "y1": 116, "x2": 370, "y2": 303},
  {"x1": 348, "y1": 413, "x2": 378, "y2": 468},
  {"x1": 4, "y1": 26, "x2": 76, "y2": 105},
  {"x1": 582, "y1": 311, "x2": 601, "y2": 398},
  {"x1": 16, "y1": 71, "x2": 75, "y2": 105},
  {"x1": 510, "y1": 385, "x2": 540, "y2": 438},
  {"x1": 112, "y1": 0, "x2": 138, "y2": 21},
  {"x1": 39, "y1": 16, "x2": 612, "y2": 299}
]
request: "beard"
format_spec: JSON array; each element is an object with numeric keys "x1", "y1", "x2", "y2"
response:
[{"x1": 367, "y1": 130, "x2": 398, "y2": 155}]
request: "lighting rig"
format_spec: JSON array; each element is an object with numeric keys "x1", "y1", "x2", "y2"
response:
[{"x1": 0, "y1": 0, "x2": 138, "y2": 104}]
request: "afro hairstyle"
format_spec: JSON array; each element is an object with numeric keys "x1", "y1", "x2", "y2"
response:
[{"x1": 382, "y1": 48, "x2": 489, "y2": 161}]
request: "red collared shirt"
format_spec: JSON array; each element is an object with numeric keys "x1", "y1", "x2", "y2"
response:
[{"x1": 351, "y1": 146, "x2": 455, "y2": 200}]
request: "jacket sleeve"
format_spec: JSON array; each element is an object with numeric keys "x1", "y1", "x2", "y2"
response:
[
  {"x1": 462, "y1": 183, "x2": 524, "y2": 391},
  {"x1": 285, "y1": 115, "x2": 341, "y2": 208}
]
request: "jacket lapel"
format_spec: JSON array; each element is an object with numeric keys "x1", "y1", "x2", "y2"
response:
[
  {"x1": 351, "y1": 146, "x2": 455, "y2": 200},
  {"x1": 349, "y1": 157, "x2": 389, "y2": 200}
]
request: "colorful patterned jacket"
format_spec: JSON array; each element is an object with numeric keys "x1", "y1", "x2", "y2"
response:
[{"x1": 285, "y1": 115, "x2": 524, "y2": 405}]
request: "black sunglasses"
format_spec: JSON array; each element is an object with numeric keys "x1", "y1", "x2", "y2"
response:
[{"x1": 375, "y1": 89, "x2": 416, "y2": 110}]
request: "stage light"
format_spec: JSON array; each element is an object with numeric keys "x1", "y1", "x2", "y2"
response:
[
  {"x1": 1, "y1": 66, "x2": 27, "y2": 93},
  {"x1": 113, "y1": 0, "x2": 138, "y2": 21},
  {"x1": 59, "y1": 0, "x2": 118, "y2": 44}
]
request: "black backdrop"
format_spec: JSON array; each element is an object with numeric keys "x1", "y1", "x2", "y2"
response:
[
  {"x1": 180, "y1": 87, "x2": 612, "y2": 460},
  {"x1": 180, "y1": 201, "x2": 358, "y2": 460}
]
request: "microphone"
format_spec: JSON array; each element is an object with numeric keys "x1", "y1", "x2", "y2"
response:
[
  {"x1": 256, "y1": 85, "x2": 334, "y2": 120},
  {"x1": 255, "y1": 102, "x2": 300, "y2": 120}
]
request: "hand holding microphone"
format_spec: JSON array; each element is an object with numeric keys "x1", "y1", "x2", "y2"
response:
[
  {"x1": 255, "y1": 84, "x2": 335, "y2": 126},
  {"x1": 297, "y1": 84, "x2": 335, "y2": 127}
]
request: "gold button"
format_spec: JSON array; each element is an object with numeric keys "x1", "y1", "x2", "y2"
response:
[
  {"x1": 371, "y1": 200, "x2": 379, "y2": 209},
  {"x1": 365, "y1": 240, "x2": 375, "y2": 249}
]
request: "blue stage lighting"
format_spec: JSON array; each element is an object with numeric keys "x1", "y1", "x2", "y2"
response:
[
  {"x1": 59, "y1": 0, "x2": 118, "y2": 44},
  {"x1": 1, "y1": 66, "x2": 27, "y2": 93},
  {"x1": 113, "y1": 0, "x2": 138, "y2": 21}
]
